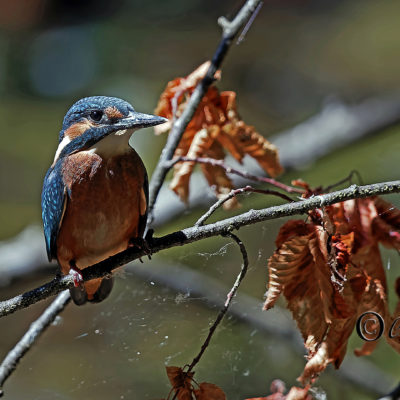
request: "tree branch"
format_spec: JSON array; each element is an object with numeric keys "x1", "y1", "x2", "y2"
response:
[
  {"x1": 186, "y1": 233, "x2": 249, "y2": 373},
  {"x1": 0, "y1": 290, "x2": 71, "y2": 396},
  {"x1": 194, "y1": 185, "x2": 294, "y2": 227},
  {"x1": 1, "y1": 96, "x2": 398, "y2": 284},
  {"x1": 147, "y1": 0, "x2": 263, "y2": 223},
  {"x1": 151, "y1": 95, "x2": 400, "y2": 227},
  {"x1": 0, "y1": 180, "x2": 399, "y2": 318},
  {"x1": 172, "y1": 233, "x2": 249, "y2": 400}
]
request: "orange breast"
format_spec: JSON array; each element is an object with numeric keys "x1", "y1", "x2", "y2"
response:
[{"x1": 57, "y1": 148, "x2": 147, "y2": 275}]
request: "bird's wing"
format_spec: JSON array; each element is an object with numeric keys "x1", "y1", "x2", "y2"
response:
[{"x1": 41, "y1": 161, "x2": 67, "y2": 261}]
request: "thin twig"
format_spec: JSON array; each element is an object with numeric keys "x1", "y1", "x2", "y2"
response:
[
  {"x1": 167, "y1": 157, "x2": 304, "y2": 194},
  {"x1": 323, "y1": 170, "x2": 364, "y2": 192},
  {"x1": 187, "y1": 233, "x2": 248, "y2": 373},
  {"x1": 0, "y1": 180, "x2": 399, "y2": 318},
  {"x1": 147, "y1": 0, "x2": 264, "y2": 224},
  {"x1": 171, "y1": 233, "x2": 249, "y2": 399},
  {"x1": 0, "y1": 290, "x2": 71, "y2": 396},
  {"x1": 195, "y1": 185, "x2": 294, "y2": 227},
  {"x1": 236, "y1": 1, "x2": 263, "y2": 45}
]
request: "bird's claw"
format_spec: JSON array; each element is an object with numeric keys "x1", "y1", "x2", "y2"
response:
[
  {"x1": 128, "y1": 236, "x2": 152, "y2": 260},
  {"x1": 69, "y1": 261, "x2": 84, "y2": 288},
  {"x1": 144, "y1": 229, "x2": 154, "y2": 244}
]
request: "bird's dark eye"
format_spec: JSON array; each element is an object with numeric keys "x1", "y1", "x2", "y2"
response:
[{"x1": 89, "y1": 110, "x2": 103, "y2": 122}]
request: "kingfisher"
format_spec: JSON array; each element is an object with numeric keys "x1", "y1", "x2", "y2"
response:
[{"x1": 41, "y1": 96, "x2": 167, "y2": 305}]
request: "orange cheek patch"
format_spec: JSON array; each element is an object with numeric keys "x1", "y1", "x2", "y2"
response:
[
  {"x1": 105, "y1": 106, "x2": 124, "y2": 120},
  {"x1": 65, "y1": 120, "x2": 96, "y2": 139}
]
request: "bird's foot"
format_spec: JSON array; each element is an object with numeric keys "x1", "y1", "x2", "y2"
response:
[
  {"x1": 128, "y1": 236, "x2": 152, "y2": 261},
  {"x1": 68, "y1": 261, "x2": 84, "y2": 288}
]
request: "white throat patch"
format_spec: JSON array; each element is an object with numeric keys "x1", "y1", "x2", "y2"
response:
[
  {"x1": 52, "y1": 135, "x2": 71, "y2": 166},
  {"x1": 88, "y1": 128, "x2": 134, "y2": 158},
  {"x1": 52, "y1": 128, "x2": 134, "y2": 166}
]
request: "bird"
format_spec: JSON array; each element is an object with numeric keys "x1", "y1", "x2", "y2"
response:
[{"x1": 41, "y1": 96, "x2": 167, "y2": 305}]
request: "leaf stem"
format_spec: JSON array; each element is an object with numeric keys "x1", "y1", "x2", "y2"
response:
[{"x1": 167, "y1": 156, "x2": 304, "y2": 194}]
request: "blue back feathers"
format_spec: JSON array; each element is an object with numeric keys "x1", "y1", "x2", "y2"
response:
[{"x1": 41, "y1": 160, "x2": 66, "y2": 261}]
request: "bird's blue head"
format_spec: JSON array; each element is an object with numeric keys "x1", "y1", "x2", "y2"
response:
[{"x1": 55, "y1": 96, "x2": 167, "y2": 161}]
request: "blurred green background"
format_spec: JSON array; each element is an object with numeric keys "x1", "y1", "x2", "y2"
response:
[{"x1": 0, "y1": 0, "x2": 399, "y2": 399}]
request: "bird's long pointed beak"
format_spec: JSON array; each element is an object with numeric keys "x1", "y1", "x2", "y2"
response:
[{"x1": 116, "y1": 112, "x2": 168, "y2": 130}]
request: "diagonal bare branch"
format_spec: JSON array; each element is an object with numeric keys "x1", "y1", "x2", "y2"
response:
[
  {"x1": 171, "y1": 233, "x2": 249, "y2": 400},
  {"x1": 147, "y1": 0, "x2": 264, "y2": 224},
  {"x1": 0, "y1": 180, "x2": 399, "y2": 319},
  {"x1": 0, "y1": 290, "x2": 71, "y2": 396},
  {"x1": 186, "y1": 233, "x2": 249, "y2": 374}
]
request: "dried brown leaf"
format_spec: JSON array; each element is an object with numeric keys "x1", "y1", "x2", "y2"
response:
[
  {"x1": 265, "y1": 223, "x2": 336, "y2": 359},
  {"x1": 216, "y1": 92, "x2": 283, "y2": 177},
  {"x1": 285, "y1": 386, "x2": 312, "y2": 400},
  {"x1": 199, "y1": 141, "x2": 239, "y2": 209},
  {"x1": 155, "y1": 62, "x2": 215, "y2": 132},
  {"x1": 265, "y1": 194, "x2": 400, "y2": 386},
  {"x1": 263, "y1": 232, "x2": 311, "y2": 311},
  {"x1": 166, "y1": 366, "x2": 194, "y2": 400},
  {"x1": 155, "y1": 63, "x2": 283, "y2": 208},
  {"x1": 170, "y1": 128, "x2": 217, "y2": 203},
  {"x1": 194, "y1": 382, "x2": 226, "y2": 400},
  {"x1": 372, "y1": 197, "x2": 400, "y2": 250},
  {"x1": 387, "y1": 278, "x2": 400, "y2": 352},
  {"x1": 274, "y1": 220, "x2": 311, "y2": 248}
]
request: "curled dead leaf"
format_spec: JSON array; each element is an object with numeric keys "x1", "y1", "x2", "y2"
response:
[
  {"x1": 166, "y1": 366, "x2": 194, "y2": 400},
  {"x1": 164, "y1": 367, "x2": 227, "y2": 400},
  {"x1": 155, "y1": 62, "x2": 283, "y2": 208},
  {"x1": 194, "y1": 382, "x2": 226, "y2": 400},
  {"x1": 264, "y1": 192, "x2": 400, "y2": 386}
]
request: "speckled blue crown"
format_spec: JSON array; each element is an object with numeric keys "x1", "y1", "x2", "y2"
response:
[{"x1": 60, "y1": 96, "x2": 136, "y2": 142}]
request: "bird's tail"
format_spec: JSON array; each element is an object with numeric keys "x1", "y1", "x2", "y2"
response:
[{"x1": 70, "y1": 277, "x2": 114, "y2": 305}]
